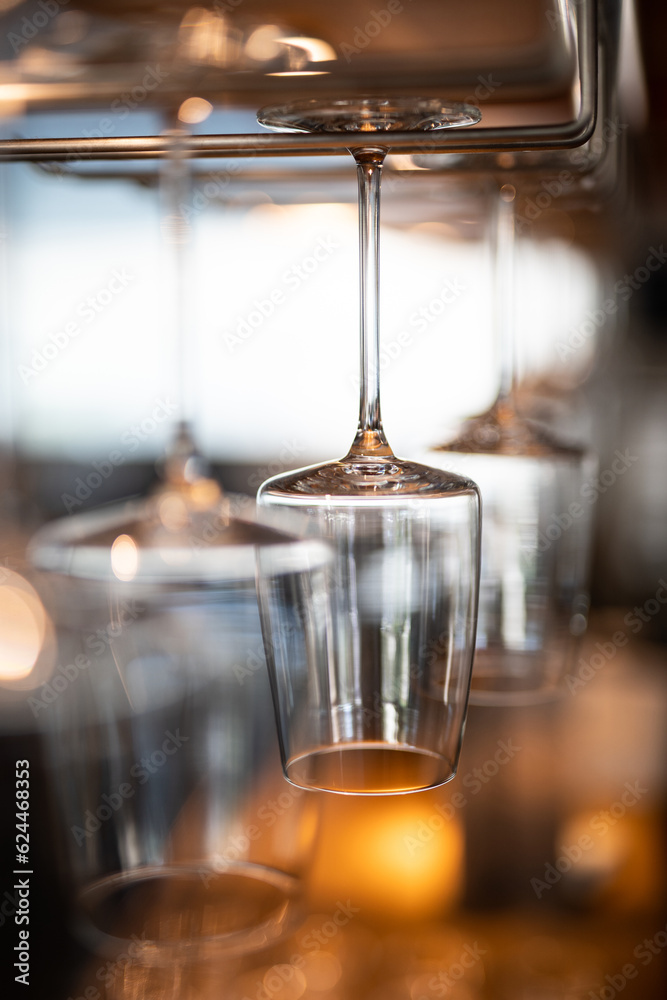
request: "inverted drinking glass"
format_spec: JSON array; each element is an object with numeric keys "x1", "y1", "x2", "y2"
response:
[
  {"x1": 425, "y1": 183, "x2": 594, "y2": 703},
  {"x1": 25, "y1": 126, "x2": 331, "y2": 961},
  {"x1": 29, "y1": 498, "x2": 330, "y2": 963},
  {"x1": 255, "y1": 98, "x2": 481, "y2": 795}
]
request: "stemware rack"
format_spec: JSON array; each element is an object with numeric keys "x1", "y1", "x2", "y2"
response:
[{"x1": 0, "y1": 0, "x2": 598, "y2": 162}]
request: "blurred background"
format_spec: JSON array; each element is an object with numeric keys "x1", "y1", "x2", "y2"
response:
[{"x1": 0, "y1": 0, "x2": 665, "y2": 997}]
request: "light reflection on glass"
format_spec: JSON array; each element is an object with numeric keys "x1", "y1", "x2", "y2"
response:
[
  {"x1": 0, "y1": 571, "x2": 48, "y2": 681},
  {"x1": 178, "y1": 96, "x2": 213, "y2": 125},
  {"x1": 279, "y1": 37, "x2": 338, "y2": 63},
  {"x1": 110, "y1": 533, "x2": 138, "y2": 581}
]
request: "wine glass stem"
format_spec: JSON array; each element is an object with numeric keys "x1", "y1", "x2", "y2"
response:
[
  {"x1": 350, "y1": 149, "x2": 392, "y2": 458},
  {"x1": 495, "y1": 184, "x2": 517, "y2": 405},
  {"x1": 161, "y1": 125, "x2": 193, "y2": 435}
]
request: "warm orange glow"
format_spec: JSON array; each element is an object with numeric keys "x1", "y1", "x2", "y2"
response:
[
  {"x1": 157, "y1": 494, "x2": 190, "y2": 532},
  {"x1": 558, "y1": 806, "x2": 665, "y2": 910},
  {"x1": 307, "y1": 791, "x2": 464, "y2": 922},
  {"x1": 0, "y1": 573, "x2": 48, "y2": 681},
  {"x1": 387, "y1": 154, "x2": 430, "y2": 172},
  {"x1": 178, "y1": 96, "x2": 213, "y2": 124},
  {"x1": 111, "y1": 534, "x2": 138, "y2": 581},
  {"x1": 301, "y1": 951, "x2": 342, "y2": 991},
  {"x1": 189, "y1": 477, "x2": 221, "y2": 510},
  {"x1": 279, "y1": 37, "x2": 338, "y2": 62},
  {"x1": 178, "y1": 7, "x2": 241, "y2": 66},
  {"x1": 266, "y1": 71, "x2": 330, "y2": 77},
  {"x1": 262, "y1": 965, "x2": 306, "y2": 1000},
  {"x1": 245, "y1": 25, "x2": 284, "y2": 61}
]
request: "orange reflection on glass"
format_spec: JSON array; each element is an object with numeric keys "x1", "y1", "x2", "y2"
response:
[
  {"x1": 557, "y1": 805, "x2": 665, "y2": 910},
  {"x1": 266, "y1": 71, "x2": 330, "y2": 77},
  {"x1": 178, "y1": 96, "x2": 213, "y2": 125},
  {"x1": 0, "y1": 571, "x2": 49, "y2": 682},
  {"x1": 245, "y1": 25, "x2": 286, "y2": 61},
  {"x1": 178, "y1": 7, "x2": 242, "y2": 66},
  {"x1": 262, "y1": 964, "x2": 307, "y2": 1000},
  {"x1": 111, "y1": 534, "x2": 138, "y2": 581},
  {"x1": 301, "y1": 950, "x2": 342, "y2": 991},
  {"x1": 279, "y1": 37, "x2": 337, "y2": 62},
  {"x1": 308, "y1": 790, "x2": 464, "y2": 922}
]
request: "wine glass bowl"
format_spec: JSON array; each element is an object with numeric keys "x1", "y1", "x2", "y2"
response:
[
  {"x1": 29, "y1": 499, "x2": 331, "y2": 957},
  {"x1": 255, "y1": 97, "x2": 482, "y2": 794},
  {"x1": 425, "y1": 183, "x2": 594, "y2": 704},
  {"x1": 430, "y1": 433, "x2": 594, "y2": 704},
  {"x1": 257, "y1": 481, "x2": 480, "y2": 794}
]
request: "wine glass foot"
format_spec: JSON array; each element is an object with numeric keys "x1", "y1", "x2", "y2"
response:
[
  {"x1": 258, "y1": 97, "x2": 481, "y2": 135},
  {"x1": 77, "y1": 864, "x2": 302, "y2": 963}
]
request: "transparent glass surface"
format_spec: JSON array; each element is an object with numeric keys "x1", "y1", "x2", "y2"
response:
[
  {"x1": 426, "y1": 186, "x2": 594, "y2": 704},
  {"x1": 258, "y1": 488, "x2": 479, "y2": 793},
  {"x1": 427, "y1": 430, "x2": 594, "y2": 704},
  {"x1": 25, "y1": 119, "x2": 337, "y2": 958},
  {"x1": 257, "y1": 97, "x2": 481, "y2": 134},
  {"x1": 29, "y1": 503, "x2": 329, "y2": 958},
  {"x1": 256, "y1": 98, "x2": 481, "y2": 793}
]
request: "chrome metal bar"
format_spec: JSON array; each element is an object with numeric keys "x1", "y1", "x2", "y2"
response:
[{"x1": 0, "y1": 121, "x2": 595, "y2": 161}]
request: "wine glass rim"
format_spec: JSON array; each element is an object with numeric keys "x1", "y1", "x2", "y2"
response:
[
  {"x1": 76, "y1": 863, "x2": 301, "y2": 961},
  {"x1": 257, "y1": 96, "x2": 481, "y2": 133},
  {"x1": 28, "y1": 499, "x2": 331, "y2": 583}
]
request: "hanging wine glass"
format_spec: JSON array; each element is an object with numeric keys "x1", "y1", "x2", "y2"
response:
[
  {"x1": 425, "y1": 182, "x2": 594, "y2": 704},
  {"x1": 26, "y1": 121, "x2": 330, "y2": 959},
  {"x1": 255, "y1": 97, "x2": 481, "y2": 795},
  {"x1": 153, "y1": 118, "x2": 224, "y2": 511}
]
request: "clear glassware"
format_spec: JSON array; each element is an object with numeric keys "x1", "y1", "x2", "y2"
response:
[
  {"x1": 425, "y1": 184, "x2": 594, "y2": 703},
  {"x1": 255, "y1": 98, "x2": 481, "y2": 794},
  {"x1": 24, "y1": 121, "x2": 333, "y2": 962},
  {"x1": 28, "y1": 501, "x2": 331, "y2": 962}
]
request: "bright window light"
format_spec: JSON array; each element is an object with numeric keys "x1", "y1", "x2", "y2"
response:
[{"x1": 5, "y1": 161, "x2": 601, "y2": 468}]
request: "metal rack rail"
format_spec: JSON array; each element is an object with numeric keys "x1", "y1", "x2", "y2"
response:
[{"x1": 0, "y1": 0, "x2": 596, "y2": 162}]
